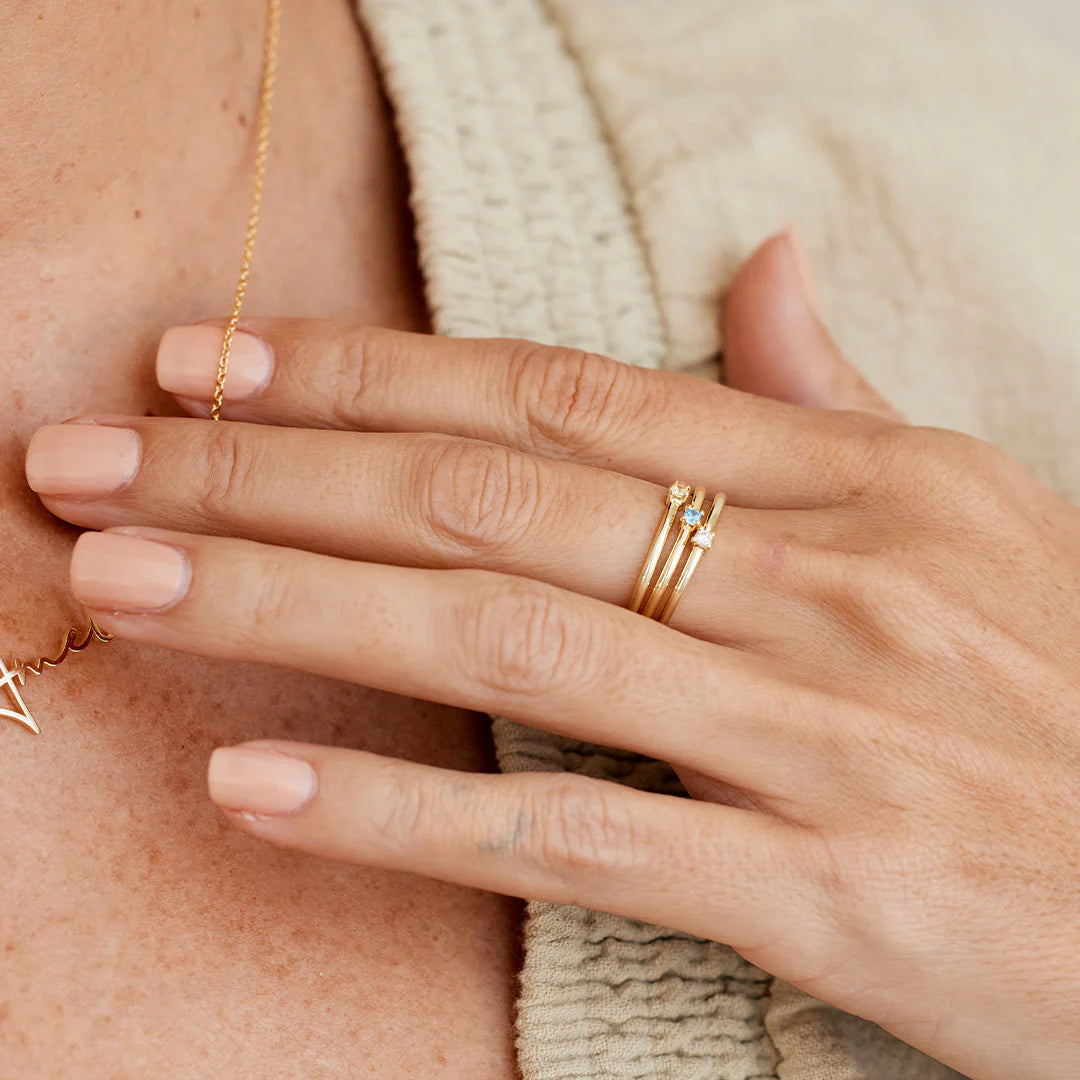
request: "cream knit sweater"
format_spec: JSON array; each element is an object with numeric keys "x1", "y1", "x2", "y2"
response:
[{"x1": 355, "y1": 2, "x2": 1080, "y2": 1076}]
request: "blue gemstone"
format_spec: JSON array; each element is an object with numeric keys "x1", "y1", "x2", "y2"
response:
[{"x1": 683, "y1": 507, "x2": 704, "y2": 526}]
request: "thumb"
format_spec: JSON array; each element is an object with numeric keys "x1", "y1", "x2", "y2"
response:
[{"x1": 721, "y1": 229, "x2": 903, "y2": 421}]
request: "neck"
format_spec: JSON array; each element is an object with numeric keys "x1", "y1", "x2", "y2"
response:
[{"x1": 0, "y1": 2, "x2": 274, "y2": 245}]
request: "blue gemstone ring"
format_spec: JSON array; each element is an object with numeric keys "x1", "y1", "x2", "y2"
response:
[{"x1": 630, "y1": 483, "x2": 728, "y2": 624}]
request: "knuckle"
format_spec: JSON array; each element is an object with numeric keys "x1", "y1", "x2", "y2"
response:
[
  {"x1": 936, "y1": 430, "x2": 1020, "y2": 509},
  {"x1": 366, "y1": 764, "x2": 437, "y2": 853},
  {"x1": 530, "y1": 776, "x2": 646, "y2": 877},
  {"x1": 906, "y1": 427, "x2": 990, "y2": 487},
  {"x1": 862, "y1": 425, "x2": 1015, "y2": 515},
  {"x1": 240, "y1": 552, "x2": 298, "y2": 641},
  {"x1": 515, "y1": 343, "x2": 637, "y2": 456},
  {"x1": 419, "y1": 437, "x2": 545, "y2": 555},
  {"x1": 847, "y1": 423, "x2": 922, "y2": 498},
  {"x1": 456, "y1": 580, "x2": 590, "y2": 700},
  {"x1": 196, "y1": 424, "x2": 262, "y2": 517},
  {"x1": 815, "y1": 548, "x2": 919, "y2": 615},
  {"x1": 331, "y1": 325, "x2": 398, "y2": 425},
  {"x1": 814, "y1": 548, "x2": 975, "y2": 655}
]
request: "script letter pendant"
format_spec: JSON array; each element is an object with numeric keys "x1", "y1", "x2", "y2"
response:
[{"x1": 0, "y1": 658, "x2": 40, "y2": 735}]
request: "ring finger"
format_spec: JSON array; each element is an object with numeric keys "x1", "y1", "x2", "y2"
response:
[{"x1": 27, "y1": 418, "x2": 833, "y2": 648}]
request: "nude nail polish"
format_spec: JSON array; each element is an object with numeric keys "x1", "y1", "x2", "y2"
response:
[
  {"x1": 70, "y1": 532, "x2": 190, "y2": 613},
  {"x1": 157, "y1": 325, "x2": 273, "y2": 401},
  {"x1": 208, "y1": 746, "x2": 317, "y2": 815},
  {"x1": 26, "y1": 425, "x2": 140, "y2": 497}
]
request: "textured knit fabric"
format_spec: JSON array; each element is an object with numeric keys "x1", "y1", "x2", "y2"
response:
[{"x1": 355, "y1": 1, "x2": 1080, "y2": 1077}]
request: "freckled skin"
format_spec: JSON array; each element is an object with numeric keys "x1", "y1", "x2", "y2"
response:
[{"x1": 0, "y1": 2, "x2": 518, "y2": 1076}]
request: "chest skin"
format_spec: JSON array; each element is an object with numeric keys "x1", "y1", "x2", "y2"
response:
[{"x1": 0, "y1": 3, "x2": 519, "y2": 1076}]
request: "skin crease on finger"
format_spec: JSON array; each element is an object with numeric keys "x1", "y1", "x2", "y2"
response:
[{"x1": 0, "y1": 3, "x2": 520, "y2": 1078}]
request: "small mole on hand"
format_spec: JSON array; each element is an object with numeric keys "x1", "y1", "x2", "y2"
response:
[
  {"x1": 238, "y1": 112, "x2": 248, "y2": 127},
  {"x1": 133, "y1": 208, "x2": 142, "y2": 220}
]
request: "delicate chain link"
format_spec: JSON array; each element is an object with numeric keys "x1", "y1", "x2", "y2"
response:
[{"x1": 210, "y1": 0, "x2": 282, "y2": 421}]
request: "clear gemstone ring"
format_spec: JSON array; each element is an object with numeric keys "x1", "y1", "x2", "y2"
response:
[{"x1": 656, "y1": 493, "x2": 727, "y2": 625}]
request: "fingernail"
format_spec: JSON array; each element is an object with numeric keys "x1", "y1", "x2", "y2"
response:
[
  {"x1": 70, "y1": 532, "x2": 190, "y2": 613},
  {"x1": 784, "y1": 226, "x2": 820, "y2": 316},
  {"x1": 208, "y1": 746, "x2": 317, "y2": 815},
  {"x1": 26, "y1": 425, "x2": 140, "y2": 497},
  {"x1": 156, "y1": 325, "x2": 272, "y2": 402}
]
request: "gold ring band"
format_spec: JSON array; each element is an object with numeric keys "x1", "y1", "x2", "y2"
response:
[
  {"x1": 628, "y1": 481, "x2": 691, "y2": 612},
  {"x1": 657, "y1": 492, "x2": 726, "y2": 625},
  {"x1": 641, "y1": 487, "x2": 705, "y2": 620}
]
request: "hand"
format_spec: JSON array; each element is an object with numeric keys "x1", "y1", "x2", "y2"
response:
[{"x1": 26, "y1": 233, "x2": 1080, "y2": 1080}]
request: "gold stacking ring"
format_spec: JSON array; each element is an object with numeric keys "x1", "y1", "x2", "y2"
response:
[
  {"x1": 641, "y1": 487, "x2": 705, "y2": 620},
  {"x1": 630, "y1": 482, "x2": 726, "y2": 623},
  {"x1": 628, "y1": 481, "x2": 692, "y2": 612},
  {"x1": 656, "y1": 492, "x2": 726, "y2": 625}
]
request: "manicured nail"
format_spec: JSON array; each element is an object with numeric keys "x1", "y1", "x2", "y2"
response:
[
  {"x1": 785, "y1": 226, "x2": 820, "y2": 315},
  {"x1": 208, "y1": 746, "x2": 317, "y2": 815},
  {"x1": 156, "y1": 325, "x2": 272, "y2": 402},
  {"x1": 26, "y1": 425, "x2": 140, "y2": 497},
  {"x1": 70, "y1": 532, "x2": 190, "y2": 613}
]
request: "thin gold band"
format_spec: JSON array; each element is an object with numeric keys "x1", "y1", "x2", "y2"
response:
[
  {"x1": 629, "y1": 481, "x2": 691, "y2": 613},
  {"x1": 657, "y1": 492, "x2": 727, "y2": 625},
  {"x1": 641, "y1": 487, "x2": 705, "y2": 620}
]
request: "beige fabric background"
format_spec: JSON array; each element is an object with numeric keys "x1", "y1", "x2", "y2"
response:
[
  {"x1": 548, "y1": 0, "x2": 1080, "y2": 504},
  {"x1": 358, "y1": 0, "x2": 1079, "y2": 1076},
  {"x1": 985, "y1": 0, "x2": 1080, "y2": 52}
]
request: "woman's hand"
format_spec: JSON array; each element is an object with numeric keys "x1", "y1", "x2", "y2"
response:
[{"x1": 25, "y1": 234, "x2": 1080, "y2": 1080}]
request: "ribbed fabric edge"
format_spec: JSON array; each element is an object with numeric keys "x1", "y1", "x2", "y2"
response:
[{"x1": 355, "y1": 0, "x2": 664, "y2": 364}]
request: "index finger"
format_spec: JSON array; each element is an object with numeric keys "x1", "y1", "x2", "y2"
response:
[{"x1": 156, "y1": 320, "x2": 892, "y2": 509}]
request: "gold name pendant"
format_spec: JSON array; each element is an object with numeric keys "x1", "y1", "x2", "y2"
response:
[
  {"x1": 0, "y1": 620, "x2": 113, "y2": 735},
  {"x1": 0, "y1": 658, "x2": 38, "y2": 734}
]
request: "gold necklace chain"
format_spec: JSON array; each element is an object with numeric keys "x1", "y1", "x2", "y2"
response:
[
  {"x1": 211, "y1": 0, "x2": 281, "y2": 421},
  {"x1": 1, "y1": 0, "x2": 282, "y2": 735}
]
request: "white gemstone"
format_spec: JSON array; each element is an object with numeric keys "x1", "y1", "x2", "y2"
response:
[
  {"x1": 691, "y1": 529, "x2": 714, "y2": 550},
  {"x1": 668, "y1": 482, "x2": 691, "y2": 503}
]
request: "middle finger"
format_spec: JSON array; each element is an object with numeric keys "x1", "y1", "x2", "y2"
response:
[{"x1": 26, "y1": 418, "x2": 829, "y2": 648}]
